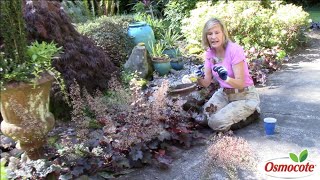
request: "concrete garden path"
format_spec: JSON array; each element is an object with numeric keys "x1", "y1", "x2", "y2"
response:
[{"x1": 118, "y1": 30, "x2": 320, "y2": 180}]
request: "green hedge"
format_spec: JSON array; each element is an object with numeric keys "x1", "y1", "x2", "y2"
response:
[
  {"x1": 77, "y1": 15, "x2": 135, "y2": 67},
  {"x1": 163, "y1": 0, "x2": 198, "y2": 34},
  {"x1": 61, "y1": 0, "x2": 92, "y2": 23},
  {"x1": 181, "y1": 1, "x2": 310, "y2": 55}
]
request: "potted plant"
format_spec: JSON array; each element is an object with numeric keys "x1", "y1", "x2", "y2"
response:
[
  {"x1": 150, "y1": 41, "x2": 171, "y2": 76},
  {"x1": 0, "y1": 0, "x2": 63, "y2": 160},
  {"x1": 161, "y1": 27, "x2": 182, "y2": 58},
  {"x1": 169, "y1": 48, "x2": 185, "y2": 70}
]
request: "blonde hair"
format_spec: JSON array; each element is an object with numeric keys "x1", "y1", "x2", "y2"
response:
[{"x1": 202, "y1": 18, "x2": 230, "y2": 50}]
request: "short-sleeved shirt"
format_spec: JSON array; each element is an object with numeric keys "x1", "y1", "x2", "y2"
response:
[{"x1": 204, "y1": 41, "x2": 253, "y2": 88}]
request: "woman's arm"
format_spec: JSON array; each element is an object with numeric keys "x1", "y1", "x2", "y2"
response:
[
  {"x1": 225, "y1": 61, "x2": 245, "y2": 89},
  {"x1": 197, "y1": 64, "x2": 213, "y2": 88}
]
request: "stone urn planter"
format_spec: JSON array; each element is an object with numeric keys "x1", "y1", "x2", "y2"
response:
[{"x1": 0, "y1": 73, "x2": 55, "y2": 160}]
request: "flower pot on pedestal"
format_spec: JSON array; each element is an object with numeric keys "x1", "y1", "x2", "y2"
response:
[{"x1": 0, "y1": 73, "x2": 55, "y2": 160}]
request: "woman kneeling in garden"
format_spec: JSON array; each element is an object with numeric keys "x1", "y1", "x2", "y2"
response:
[{"x1": 196, "y1": 18, "x2": 260, "y2": 131}]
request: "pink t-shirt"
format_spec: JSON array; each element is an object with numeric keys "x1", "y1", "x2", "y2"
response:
[{"x1": 204, "y1": 41, "x2": 253, "y2": 88}]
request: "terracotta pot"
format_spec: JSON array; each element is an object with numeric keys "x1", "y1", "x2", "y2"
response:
[
  {"x1": 168, "y1": 83, "x2": 197, "y2": 96},
  {"x1": 0, "y1": 73, "x2": 55, "y2": 160}
]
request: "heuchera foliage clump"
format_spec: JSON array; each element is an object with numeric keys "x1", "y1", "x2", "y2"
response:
[{"x1": 5, "y1": 78, "x2": 207, "y2": 179}]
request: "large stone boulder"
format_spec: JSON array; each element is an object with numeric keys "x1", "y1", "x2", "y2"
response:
[{"x1": 124, "y1": 44, "x2": 153, "y2": 79}]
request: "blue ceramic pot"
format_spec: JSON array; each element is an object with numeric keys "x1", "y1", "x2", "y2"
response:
[
  {"x1": 163, "y1": 48, "x2": 179, "y2": 58},
  {"x1": 170, "y1": 60, "x2": 184, "y2": 70},
  {"x1": 152, "y1": 58, "x2": 171, "y2": 76},
  {"x1": 128, "y1": 22, "x2": 155, "y2": 54}
]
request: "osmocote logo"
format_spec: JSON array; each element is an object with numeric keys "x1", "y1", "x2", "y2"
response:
[{"x1": 263, "y1": 149, "x2": 318, "y2": 179}]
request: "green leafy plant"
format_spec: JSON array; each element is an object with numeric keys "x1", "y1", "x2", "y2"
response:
[
  {"x1": 77, "y1": 15, "x2": 135, "y2": 67},
  {"x1": 134, "y1": 12, "x2": 166, "y2": 40},
  {"x1": 0, "y1": 1, "x2": 28, "y2": 59},
  {"x1": 0, "y1": 0, "x2": 64, "y2": 90},
  {"x1": 1, "y1": 161, "x2": 8, "y2": 180},
  {"x1": 132, "y1": 1, "x2": 146, "y2": 14},
  {"x1": 26, "y1": 41, "x2": 63, "y2": 80},
  {"x1": 181, "y1": 1, "x2": 309, "y2": 85},
  {"x1": 0, "y1": 0, "x2": 28, "y2": 82},
  {"x1": 289, "y1": 149, "x2": 308, "y2": 163},
  {"x1": 1, "y1": 41, "x2": 64, "y2": 89},
  {"x1": 131, "y1": 0, "x2": 162, "y2": 19},
  {"x1": 61, "y1": 0, "x2": 92, "y2": 23},
  {"x1": 163, "y1": 0, "x2": 198, "y2": 34},
  {"x1": 182, "y1": 1, "x2": 309, "y2": 54},
  {"x1": 121, "y1": 70, "x2": 147, "y2": 88},
  {"x1": 150, "y1": 41, "x2": 168, "y2": 59},
  {"x1": 161, "y1": 27, "x2": 183, "y2": 49}
]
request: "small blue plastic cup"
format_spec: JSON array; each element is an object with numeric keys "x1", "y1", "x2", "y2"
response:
[{"x1": 264, "y1": 117, "x2": 277, "y2": 135}]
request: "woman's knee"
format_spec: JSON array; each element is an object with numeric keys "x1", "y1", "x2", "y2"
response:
[
  {"x1": 245, "y1": 99, "x2": 260, "y2": 111},
  {"x1": 203, "y1": 92, "x2": 228, "y2": 114},
  {"x1": 208, "y1": 115, "x2": 231, "y2": 131}
]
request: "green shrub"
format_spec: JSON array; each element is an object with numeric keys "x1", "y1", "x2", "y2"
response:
[
  {"x1": 181, "y1": 1, "x2": 309, "y2": 55},
  {"x1": 0, "y1": 0, "x2": 28, "y2": 80},
  {"x1": 61, "y1": 0, "x2": 92, "y2": 23},
  {"x1": 131, "y1": 0, "x2": 164, "y2": 19},
  {"x1": 306, "y1": 7, "x2": 320, "y2": 22},
  {"x1": 181, "y1": 1, "x2": 309, "y2": 85},
  {"x1": 77, "y1": 15, "x2": 135, "y2": 67},
  {"x1": 268, "y1": 3, "x2": 310, "y2": 51},
  {"x1": 163, "y1": 0, "x2": 198, "y2": 33},
  {"x1": 1, "y1": 161, "x2": 7, "y2": 180},
  {"x1": 0, "y1": 0, "x2": 64, "y2": 88},
  {"x1": 120, "y1": 70, "x2": 148, "y2": 89},
  {"x1": 134, "y1": 13, "x2": 167, "y2": 41},
  {"x1": 283, "y1": 0, "x2": 320, "y2": 8},
  {"x1": 161, "y1": 27, "x2": 183, "y2": 49}
]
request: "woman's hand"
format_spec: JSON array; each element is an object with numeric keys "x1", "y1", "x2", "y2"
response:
[
  {"x1": 195, "y1": 65, "x2": 205, "y2": 78},
  {"x1": 197, "y1": 64, "x2": 213, "y2": 88},
  {"x1": 214, "y1": 61, "x2": 245, "y2": 89},
  {"x1": 213, "y1": 66, "x2": 228, "y2": 80}
]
